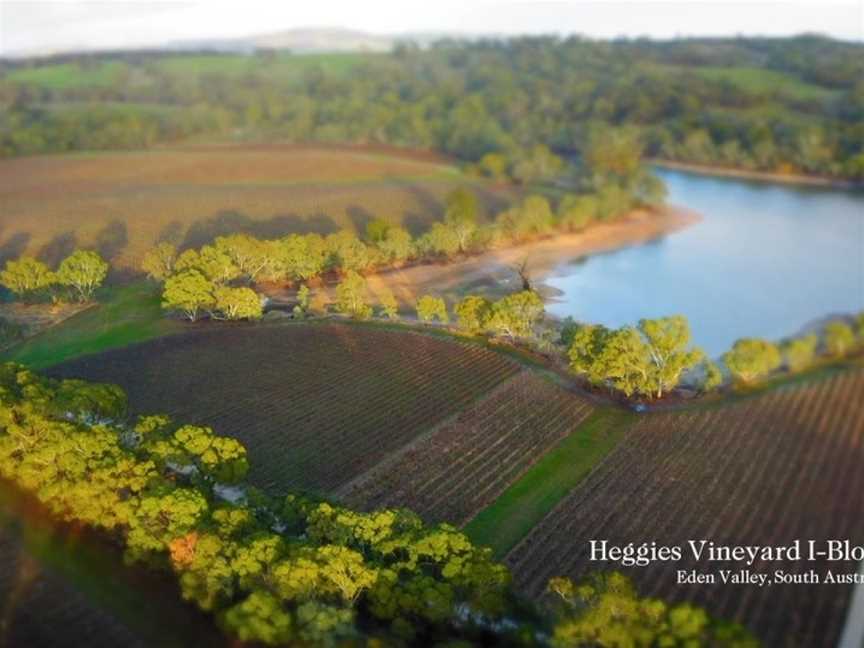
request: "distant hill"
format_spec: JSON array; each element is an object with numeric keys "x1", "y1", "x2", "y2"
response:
[{"x1": 2, "y1": 27, "x2": 457, "y2": 60}]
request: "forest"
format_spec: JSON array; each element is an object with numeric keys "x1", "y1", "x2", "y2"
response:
[{"x1": 1, "y1": 34, "x2": 863, "y2": 179}]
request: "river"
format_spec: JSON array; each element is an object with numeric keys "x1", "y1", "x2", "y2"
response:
[{"x1": 544, "y1": 168, "x2": 864, "y2": 357}]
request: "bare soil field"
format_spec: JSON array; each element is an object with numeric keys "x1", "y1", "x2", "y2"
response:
[
  {"x1": 506, "y1": 368, "x2": 864, "y2": 646},
  {"x1": 339, "y1": 371, "x2": 595, "y2": 525},
  {"x1": 0, "y1": 145, "x2": 517, "y2": 269},
  {"x1": 49, "y1": 322, "x2": 521, "y2": 494}
]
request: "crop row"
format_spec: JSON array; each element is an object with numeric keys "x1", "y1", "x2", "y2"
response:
[
  {"x1": 505, "y1": 369, "x2": 864, "y2": 646},
  {"x1": 51, "y1": 323, "x2": 521, "y2": 494},
  {"x1": 341, "y1": 371, "x2": 595, "y2": 525}
]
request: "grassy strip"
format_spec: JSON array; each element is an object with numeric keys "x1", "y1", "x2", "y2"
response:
[
  {"x1": 2, "y1": 281, "x2": 181, "y2": 369},
  {"x1": 464, "y1": 408, "x2": 633, "y2": 558}
]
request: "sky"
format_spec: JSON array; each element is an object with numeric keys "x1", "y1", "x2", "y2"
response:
[{"x1": 1, "y1": 0, "x2": 862, "y2": 56}]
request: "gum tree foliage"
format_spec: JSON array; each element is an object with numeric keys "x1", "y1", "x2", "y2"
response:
[
  {"x1": 486, "y1": 290, "x2": 545, "y2": 339},
  {"x1": 0, "y1": 365, "x2": 747, "y2": 646},
  {"x1": 496, "y1": 195, "x2": 555, "y2": 242},
  {"x1": 824, "y1": 321, "x2": 855, "y2": 357},
  {"x1": 0, "y1": 256, "x2": 55, "y2": 298},
  {"x1": 416, "y1": 295, "x2": 449, "y2": 324},
  {"x1": 782, "y1": 334, "x2": 818, "y2": 372},
  {"x1": 56, "y1": 250, "x2": 109, "y2": 302},
  {"x1": 375, "y1": 226, "x2": 414, "y2": 264},
  {"x1": 546, "y1": 573, "x2": 757, "y2": 648},
  {"x1": 378, "y1": 289, "x2": 399, "y2": 319},
  {"x1": 161, "y1": 270, "x2": 215, "y2": 321},
  {"x1": 279, "y1": 234, "x2": 329, "y2": 283},
  {"x1": 700, "y1": 359, "x2": 724, "y2": 392},
  {"x1": 213, "y1": 285, "x2": 262, "y2": 321},
  {"x1": 334, "y1": 271, "x2": 372, "y2": 319},
  {"x1": 443, "y1": 187, "x2": 480, "y2": 253},
  {"x1": 454, "y1": 295, "x2": 493, "y2": 335},
  {"x1": 568, "y1": 316, "x2": 704, "y2": 398},
  {"x1": 723, "y1": 338, "x2": 782, "y2": 384},
  {"x1": 141, "y1": 242, "x2": 177, "y2": 281},
  {"x1": 326, "y1": 231, "x2": 373, "y2": 273}
]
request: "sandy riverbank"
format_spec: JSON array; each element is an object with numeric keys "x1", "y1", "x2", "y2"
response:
[
  {"x1": 267, "y1": 206, "x2": 701, "y2": 309},
  {"x1": 650, "y1": 159, "x2": 864, "y2": 190}
]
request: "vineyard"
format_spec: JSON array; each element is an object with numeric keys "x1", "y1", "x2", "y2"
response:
[
  {"x1": 340, "y1": 371, "x2": 595, "y2": 525},
  {"x1": 50, "y1": 323, "x2": 521, "y2": 494},
  {"x1": 506, "y1": 368, "x2": 864, "y2": 646},
  {"x1": 0, "y1": 144, "x2": 517, "y2": 269}
]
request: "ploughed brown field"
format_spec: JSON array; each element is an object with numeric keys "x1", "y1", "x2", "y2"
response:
[
  {"x1": 0, "y1": 144, "x2": 517, "y2": 270},
  {"x1": 506, "y1": 368, "x2": 864, "y2": 647}
]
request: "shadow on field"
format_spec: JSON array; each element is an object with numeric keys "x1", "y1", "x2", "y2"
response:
[
  {"x1": 180, "y1": 210, "x2": 339, "y2": 249},
  {"x1": 37, "y1": 232, "x2": 78, "y2": 266},
  {"x1": 346, "y1": 206, "x2": 375, "y2": 235},
  {"x1": 94, "y1": 220, "x2": 129, "y2": 263},
  {"x1": 157, "y1": 221, "x2": 186, "y2": 246},
  {"x1": 0, "y1": 231, "x2": 31, "y2": 265}
]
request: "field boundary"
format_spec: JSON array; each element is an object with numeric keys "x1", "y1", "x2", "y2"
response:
[
  {"x1": 332, "y1": 371, "x2": 526, "y2": 501},
  {"x1": 466, "y1": 407, "x2": 634, "y2": 557}
]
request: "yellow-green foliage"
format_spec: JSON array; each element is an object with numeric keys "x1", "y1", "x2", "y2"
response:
[{"x1": 0, "y1": 364, "x2": 515, "y2": 645}]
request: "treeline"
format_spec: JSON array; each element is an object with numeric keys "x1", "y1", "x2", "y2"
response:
[
  {"x1": 722, "y1": 315, "x2": 864, "y2": 385},
  {"x1": 0, "y1": 249, "x2": 108, "y2": 302},
  {"x1": 2, "y1": 35, "x2": 862, "y2": 179},
  {"x1": 558, "y1": 312, "x2": 864, "y2": 401},
  {"x1": 0, "y1": 365, "x2": 756, "y2": 646},
  {"x1": 144, "y1": 180, "x2": 660, "y2": 322}
]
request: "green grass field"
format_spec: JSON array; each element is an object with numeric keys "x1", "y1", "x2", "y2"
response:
[
  {"x1": 4, "y1": 52, "x2": 372, "y2": 91},
  {"x1": 464, "y1": 408, "x2": 633, "y2": 557},
  {"x1": 645, "y1": 63, "x2": 838, "y2": 101},
  {"x1": 3, "y1": 282, "x2": 179, "y2": 369}
]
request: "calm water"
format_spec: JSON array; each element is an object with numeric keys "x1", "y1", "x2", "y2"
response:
[{"x1": 545, "y1": 169, "x2": 864, "y2": 357}]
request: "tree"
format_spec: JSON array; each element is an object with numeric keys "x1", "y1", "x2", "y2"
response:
[
  {"x1": 0, "y1": 257, "x2": 55, "y2": 299},
  {"x1": 56, "y1": 250, "x2": 109, "y2": 302},
  {"x1": 334, "y1": 271, "x2": 372, "y2": 319},
  {"x1": 824, "y1": 321, "x2": 855, "y2": 357},
  {"x1": 141, "y1": 242, "x2": 177, "y2": 281},
  {"x1": 557, "y1": 194, "x2": 597, "y2": 231},
  {"x1": 723, "y1": 338, "x2": 782, "y2": 384},
  {"x1": 419, "y1": 222, "x2": 461, "y2": 258},
  {"x1": 568, "y1": 317, "x2": 702, "y2": 398},
  {"x1": 416, "y1": 295, "x2": 448, "y2": 324},
  {"x1": 280, "y1": 234, "x2": 327, "y2": 282},
  {"x1": 512, "y1": 145, "x2": 564, "y2": 185},
  {"x1": 547, "y1": 573, "x2": 756, "y2": 648},
  {"x1": 496, "y1": 195, "x2": 555, "y2": 241},
  {"x1": 378, "y1": 289, "x2": 399, "y2": 319},
  {"x1": 293, "y1": 284, "x2": 311, "y2": 318},
  {"x1": 213, "y1": 286, "x2": 262, "y2": 320},
  {"x1": 486, "y1": 291, "x2": 544, "y2": 339},
  {"x1": 376, "y1": 227, "x2": 414, "y2": 264},
  {"x1": 701, "y1": 359, "x2": 723, "y2": 392},
  {"x1": 584, "y1": 126, "x2": 643, "y2": 184},
  {"x1": 454, "y1": 295, "x2": 491, "y2": 334},
  {"x1": 326, "y1": 231, "x2": 372, "y2": 273},
  {"x1": 162, "y1": 270, "x2": 215, "y2": 321},
  {"x1": 444, "y1": 188, "x2": 480, "y2": 253},
  {"x1": 782, "y1": 334, "x2": 818, "y2": 372},
  {"x1": 638, "y1": 316, "x2": 704, "y2": 398},
  {"x1": 365, "y1": 218, "x2": 391, "y2": 243},
  {"x1": 214, "y1": 234, "x2": 275, "y2": 283}
]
